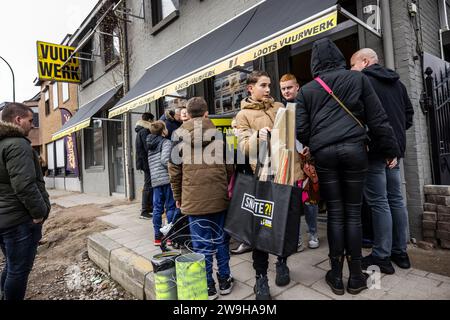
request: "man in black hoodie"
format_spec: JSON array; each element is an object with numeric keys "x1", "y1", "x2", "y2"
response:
[
  {"x1": 351, "y1": 48, "x2": 414, "y2": 273},
  {"x1": 135, "y1": 112, "x2": 154, "y2": 219}
]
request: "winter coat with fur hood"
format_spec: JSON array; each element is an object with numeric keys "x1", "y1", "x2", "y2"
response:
[{"x1": 0, "y1": 121, "x2": 51, "y2": 229}]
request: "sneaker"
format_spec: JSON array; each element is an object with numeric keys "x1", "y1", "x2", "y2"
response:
[
  {"x1": 230, "y1": 243, "x2": 252, "y2": 255},
  {"x1": 361, "y1": 254, "x2": 395, "y2": 275},
  {"x1": 362, "y1": 238, "x2": 373, "y2": 249},
  {"x1": 275, "y1": 261, "x2": 290, "y2": 286},
  {"x1": 390, "y1": 252, "x2": 411, "y2": 269},
  {"x1": 297, "y1": 238, "x2": 305, "y2": 252},
  {"x1": 140, "y1": 212, "x2": 152, "y2": 220},
  {"x1": 160, "y1": 223, "x2": 173, "y2": 236},
  {"x1": 208, "y1": 283, "x2": 218, "y2": 300},
  {"x1": 154, "y1": 239, "x2": 161, "y2": 246},
  {"x1": 217, "y1": 273, "x2": 234, "y2": 295},
  {"x1": 308, "y1": 234, "x2": 320, "y2": 249},
  {"x1": 254, "y1": 275, "x2": 271, "y2": 300}
]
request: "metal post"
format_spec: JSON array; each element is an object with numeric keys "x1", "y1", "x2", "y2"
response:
[
  {"x1": 380, "y1": 0, "x2": 395, "y2": 69},
  {"x1": 0, "y1": 55, "x2": 15, "y2": 102}
]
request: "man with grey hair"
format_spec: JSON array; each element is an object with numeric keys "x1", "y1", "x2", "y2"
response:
[
  {"x1": 351, "y1": 48, "x2": 414, "y2": 274},
  {"x1": 0, "y1": 103, "x2": 51, "y2": 300}
]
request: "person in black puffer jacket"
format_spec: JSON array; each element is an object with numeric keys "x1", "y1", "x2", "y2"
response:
[
  {"x1": 0, "y1": 103, "x2": 51, "y2": 300},
  {"x1": 351, "y1": 48, "x2": 414, "y2": 273},
  {"x1": 135, "y1": 112, "x2": 154, "y2": 219},
  {"x1": 296, "y1": 38, "x2": 400, "y2": 296}
]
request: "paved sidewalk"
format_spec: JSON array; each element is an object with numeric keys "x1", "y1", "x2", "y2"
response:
[
  {"x1": 48, "y1": 189, "x2": 125, "y2": 208},
  {"x1": 80, "y1": 196, "x2": 450, "y2": 300}
]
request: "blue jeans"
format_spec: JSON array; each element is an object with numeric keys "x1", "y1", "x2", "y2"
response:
[
  {"x1": 152, "y1": 184, "x2": 176, "y2": 240},
  {"x1": 300, "y1": 203, "x2": 318, "y2": 237},
  {"x1": 0, "y1": 220, "x2": 42, "y2": 300},
  {"x1": 363, "y1": 159, "x2": 409, "y2": 258},
  {"x1": 188, "y1": 212, "x2": 231, "y2": 285}
]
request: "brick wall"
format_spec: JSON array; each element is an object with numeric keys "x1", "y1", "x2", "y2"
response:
[
  {"x1": 390, "y1": 0, "x2": 436, "y2": 240},
  {"x1": 37, "y1": 81, "x2": 79, "y2": 164}
]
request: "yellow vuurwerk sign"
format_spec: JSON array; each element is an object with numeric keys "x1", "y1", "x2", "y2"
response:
[
  {"x1": 108, "y1": 11, "x2": 338, "y2": 118},
  {"x1": 37, "y1": 41, "x2": 80, "y2": 83}
]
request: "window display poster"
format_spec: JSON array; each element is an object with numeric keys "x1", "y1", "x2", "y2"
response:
[{"x1": 214, "y1": 63, "x2": 253, "y2": 114}]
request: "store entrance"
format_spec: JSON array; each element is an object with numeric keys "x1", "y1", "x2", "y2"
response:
[{"x1": 289, "y1": 33, "x2": 360, "y2": 88}]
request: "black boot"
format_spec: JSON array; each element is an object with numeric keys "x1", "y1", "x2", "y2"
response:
[
  {"x1": 254, "y1": 275, "x2": 271, "y2": 300},
  {"x1": 346, "y1": 255, "x2": 369, "y2": 295},
  {"x1": 325, "y1": 255, "x2": 344, "y2": 295}
]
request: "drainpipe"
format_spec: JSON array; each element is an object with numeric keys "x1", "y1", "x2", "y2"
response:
[
  {"x1": 380, "y1": 0, "x2": 395, "y2": 69},
  {"x1": 121, "y1": 0, "x2": 134, "y2": 201}
]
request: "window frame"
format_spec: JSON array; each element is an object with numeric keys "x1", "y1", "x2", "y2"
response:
[
  {"x1": 52, "y1": 82, "x2": 59, "y2": 110},
  {"x1": 62, "y1": 82, "x2": 70, "y2": 103},
  {"x1": 44, "y1": 87, "x2": 50, "y2": 116},
  {"x1": 150, "y1": 0, "x2": 179, "y2": 35},
  {"x1": 80, "y1": 39, "x2": 94, "y2": 85},
  {"x1": 101, "y1": 18, "x2": 121, "y2": 69},
  {"x1": 84, "y1": 121, "x2": 105, "y2": 169}
]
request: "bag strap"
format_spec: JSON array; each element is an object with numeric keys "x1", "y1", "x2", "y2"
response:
[{"x1": 314, "y1": 77, "x2": 364, "y2": 128}]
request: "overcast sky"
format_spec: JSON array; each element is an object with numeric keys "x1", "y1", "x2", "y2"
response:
[{"x1": 0, "y1": 0, "x2": 98, "y2": 103}]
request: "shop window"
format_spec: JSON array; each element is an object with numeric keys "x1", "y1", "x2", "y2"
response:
[
  {"x1": 213, "y1": 62, "x2": 253, "y2": 114},
  {"x1": 162, "y1": 89, "x2": 188, "y2": 111},
  {"x1": 80, "y1": 39, "x2": 94, "y2": 83},
  {"x1": 62, "y1": 82, "x2": 70, "y2": 102},
  {"x1": 102, "y1": 19, "x2": 121, "y2": 67},
  {"x1": 84, "y1": 120, "x2": 104, "y2": 168},
  {"x1": 150, "y1": 0, "x2": 179, "y2": 34},
  {"x1": 55, "y1": 138, "x2": 65, "y2": 176}
]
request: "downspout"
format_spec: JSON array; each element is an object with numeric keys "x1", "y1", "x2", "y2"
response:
[
  {"x1": 381, "y1": 1, "x2": 409, "y2": 238},
  {"x1": 121, "y1": 0, "x2": 134, "y2": 200},
  {"x1": 380, "y1": 0, "x2": 395, "y2": 69}
]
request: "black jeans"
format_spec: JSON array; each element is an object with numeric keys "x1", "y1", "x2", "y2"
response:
[
  {"x1": 314, "y1": 141, "x2": 368, "y2": 259},
  {"x1": 0, "y1": 221, "x2": 42, "y2": 300},
  {"x1": 141, "y1": 170, "x2": 153, "y2": 214},
  {"x1": 253, "y1": 250, "x2": 287, "y2": 276}
]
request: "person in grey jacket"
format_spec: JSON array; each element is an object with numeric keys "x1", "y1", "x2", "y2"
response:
[
  {"x1": 0, "y1": 103, "x2": 51, "y2": 300},
  {"x1": 146, "y1": 120, "x2": 176, "y2": 245}
]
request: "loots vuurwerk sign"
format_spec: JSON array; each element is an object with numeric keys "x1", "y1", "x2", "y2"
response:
[{"x1": 36, "y1": 41, "x2": 80, "y2": 83}]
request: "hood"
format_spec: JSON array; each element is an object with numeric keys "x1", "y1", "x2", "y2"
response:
[
  {"x1": 135, "y1": 119, "x2": 152, "y2": 133},
  {"x1": 181, "y1": 117, "x2": 217, "y2": 147},
  {"x1": 147, "y1": 134, "x2": 164, "y2": 151},
  {"x1": 362, "y1": 63, "x2": 400, "y2": 83},
  {"x1": 0, "y1": 121, "x2": 26, "y2": 141},
  {"x1": 240, "y1": 97, "x2": 275, "y2": 111},
  {"x1": 311, "y1": 38, "x2": 347, "y2": 78},
  {"x1": 164, "y1": 109, "x2": 176, "y2": 122}
]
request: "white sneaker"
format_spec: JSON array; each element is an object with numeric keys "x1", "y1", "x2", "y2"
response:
[
  {"x1": 160, "y1": 223, "x2": 173, "y2": 236},
  {"x1": 297, "y1": 237, "x2": 305, "y2": 252},
  {"x1": 308, "y1": 234, "x2": 320, "y2": 249}
]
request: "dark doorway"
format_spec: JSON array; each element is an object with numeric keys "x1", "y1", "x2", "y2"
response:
[{"x1": 289, "y1": 33, "x2": 360, "y2": 87}]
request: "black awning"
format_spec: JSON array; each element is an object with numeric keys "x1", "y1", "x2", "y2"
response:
[
  {"x1": 52, "y1": 85, "x2": 121, "y2": 140},
  {"x1": 109, "y1": 0, "x2": 338, "y2": 118}
]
